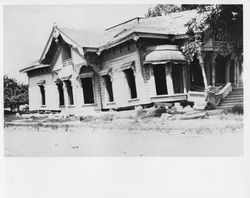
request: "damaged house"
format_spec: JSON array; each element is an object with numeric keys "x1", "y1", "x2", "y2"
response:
[{"x1": 20, "y1": 10, "x2": 243, "y2": 114}]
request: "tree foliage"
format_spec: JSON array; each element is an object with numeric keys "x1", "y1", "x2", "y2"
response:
[
  {"x1": 184, "y1": 5, "x2": 243, "y2": 56},
  {"x1": 145, "y1": 4, "x2": 200, "y2": 18},
  {"x1": 145, "y1": 4, "x2": 182, "y2": 17},
  {"x1": 4, "y1": 75, "x2": 28, "y2": 112},
  {"x1": 145, "y1": 4, "x2": 243, "y2": 58},
  {"x1": 145, "y1": 4, "x2": 243, "y2": 89}
]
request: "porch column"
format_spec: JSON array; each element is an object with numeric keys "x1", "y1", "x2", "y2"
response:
[
  {"x1": 182, "y1": 65, "x2": 187, "y2": 93},
  {"x1": 187, "y1": 63, "x2": 191, "y2": 91},
  {"x1": 149, "y1": 66, "x2": 156, "y2": 96},
  {"x1": 235, "y1": 57, "x2": 240, "y2": 86},
  {"x1": 70, "y1": 77, "x2": 77, "y2": 106},
  {"x1": 225, "y1": 59, "x2": 230, "y2": 83},
  {"x1": 165, "y1": 63, "x2": 174, "y2": 95},
  {"x1": 77, "y1": 78, "x2": 84, "y2": 104},
  {"x1": 211, "y1": 52, "x2": 217, "y2": 87},
  {"x1": 197, "y1": 50, "x2": 208, "y2": 89}
]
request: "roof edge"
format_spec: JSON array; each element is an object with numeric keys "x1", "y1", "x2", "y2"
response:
[
  {"x1": 20, "y1": 63, "x2": 50, "y2": 73},
  {"x1": 105, "y1": 17, "x2": 144, "y2": 31}
]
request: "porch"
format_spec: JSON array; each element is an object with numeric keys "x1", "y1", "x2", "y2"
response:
[{"x1": 143, "y1": 45, "x2": 188, "y2": 104}]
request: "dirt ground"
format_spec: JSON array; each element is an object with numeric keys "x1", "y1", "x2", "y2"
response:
[{"x1": 4, "y1": 112, "x2": 243, "y2": 156}]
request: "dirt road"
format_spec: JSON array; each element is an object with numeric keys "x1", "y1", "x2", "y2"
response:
[{"x1": 4, "y1": 124, "x2": 243, "y2": 156}]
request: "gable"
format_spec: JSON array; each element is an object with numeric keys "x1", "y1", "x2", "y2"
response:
[{"x1": 51, "y1": 46, "x2": 63, "y2": 71}]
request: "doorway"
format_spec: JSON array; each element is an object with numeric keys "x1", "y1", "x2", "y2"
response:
[
  {"x1": 215, "y1": 55, "x2": 227, "y2": 84},
  {"x1": 229, "y1": 59, "x2": 235, "y2": 84}
]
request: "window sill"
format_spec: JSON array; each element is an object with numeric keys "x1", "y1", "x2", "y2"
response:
[
  {"x1": 41, "y1": 105, "x2": 46, "y2": 108},
  {"x1": 82, "y1": 103, "x2": 97, "y2": 107},
  {"x1": 106, "y1": 102, "x2": 116, "y2": 105},
  {"x1": 68, "y1": 105, "x2": 75, "y2": 108},
  {"x1": 128, "y1": 98, "x2": 140, "y2": 102},
  {"x1": 59, "y1": 105, "x2": 65, "y2": 108}
]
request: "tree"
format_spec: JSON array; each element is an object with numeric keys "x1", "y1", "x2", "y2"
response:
[
  {"x1": 4, "y1": 75, "x2": 29, "y2": 112},
  {"x1": 145, "y1": 4, "x2": 181, "y2": 17},
  {"x1": 145, "y1": 4, "x2": 243, "y2": 89},
  {"x1": 182, "y1": 5, "x2": 243, "y2": 88},
  {"x1": 184, "y1": 5, "x2": 243, "y2": 55},
  {"x1": 145, "y1": 4, "x2": 201, "y2": 18}
]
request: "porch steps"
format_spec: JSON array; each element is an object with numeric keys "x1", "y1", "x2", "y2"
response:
[{"x1": 216, "y1": 87, "x2": 243, "y2": 110}]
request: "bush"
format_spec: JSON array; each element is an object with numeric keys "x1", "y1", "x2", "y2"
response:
[
  {"x1": 99, "y1": 114, "x2": 115, "y2": 121},
  {"x1": 230, "y1": 104, "x2": 243, "y2": 114},
  {"x1": 79, "y1": 115, "x2": 96, "y2": 122},
  {"x1": 136, "y1": 108, "x2": 147, "y2": 117},
  {"x1": 205, "y1": 102, "x2": 216, "y2": 110},
  {"x1": 136, "y1": 106, "x2": 166, "y2": 119}
]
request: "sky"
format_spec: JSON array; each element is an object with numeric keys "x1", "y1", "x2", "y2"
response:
[{"x1": 3, "y1": 4, "x2": 152, "y2": 83}]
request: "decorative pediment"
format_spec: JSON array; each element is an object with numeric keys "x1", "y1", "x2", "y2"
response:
[
  {"x1": 37, "y1": 80, "x2": 45, "y2": 85},
  {"x1": 76, "y1": 65, "x2": 95, "y2": 79},
  {"x1": 121, "y1": 61, "x2": 135, "y2": 71},
  {"x1": 121, "y1": 61, "x2": 136, "y2": 76},
  {"x1": 99, "y1": 68, "x2": 113, "y2": 81}
]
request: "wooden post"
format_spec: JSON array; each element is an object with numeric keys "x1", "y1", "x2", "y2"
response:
[
  {"x1": 187, "y1": 63, "x2": 191, "y2": 91},
  {"x1": 70, "y1": 78, "x2": 76, "y2": 106},
  {"x1": 211, "y1": 52, "x2": 217, "y2": 87},
  {"x1": 165, "y1": 63, "x2": 174, "y2": 95},
  {"x1": 235, "y1": 57, "x2": 240, "y2": 86},
  {"x1": 197, "y1": 50, "x2": 208, "y2": 89},
  {"x1": 182, "y1": 65, "x2": 187, "y2": 93},
  {"x1": 135, "y1": 46, "x2": 146, "y2": 102},
  {"x1": 77, "y1": 78, "x2": 84, "y2": 104},
  {"x1": 225, "y1": 59, "x2": 230, "y2": 83},
  {"x1": 149, "y1": 66, "x2": 156, "y2": 96}
]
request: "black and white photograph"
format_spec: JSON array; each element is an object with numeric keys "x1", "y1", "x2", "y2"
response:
[
  {"x1": 1, "y1": 2, "x2": 249, "y2": 198},
  {"x1": 4, "y1": 4, "x2": 244, "y2": 157}
]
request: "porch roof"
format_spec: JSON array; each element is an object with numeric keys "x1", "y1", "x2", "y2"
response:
[{"x1": 143, "y1": 45, "x2": 187, "y2": 65}]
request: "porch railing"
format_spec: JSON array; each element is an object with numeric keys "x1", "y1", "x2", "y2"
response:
[{"x1": 205, "y1": 82, "x2": 232, "y2": 106}]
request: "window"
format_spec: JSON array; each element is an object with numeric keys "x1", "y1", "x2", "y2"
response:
[
  {"x1": 39, "y1": 85, "x2": 46, "y2": 105},
  {"x1": 103, "y1": 75, "x2": 114, "y2": 102},
  {"x1": 153, "y1": 65, "x2": 168, "y2": 95},
  {"x1": 61, "y1": 43, "x2": 71, "y2": 61},
  {"x1": 172, "y1": 65, "x2": 184, "y2": 94},
  {"x1": 65, "y1": 80, "x2": 74, "y2": 105},
  {"x1": 123, "y1": 68, "x2": 137, "y2": 99},
  {"x1": 81, "y1": 77, "x2": 95, "y2": 104},
  {"x1": 56, "y1": 82, "x2": 65, "y2": 106}
]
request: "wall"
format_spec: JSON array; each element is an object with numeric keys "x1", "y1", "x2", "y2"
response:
[
  {"x1": 73, "y1": 73, "x2": 102, "y2": 114},
  {"x1": 29, "y1": 73, "x2": 59, "y2": 111},
  {"x1": 100, "y1": 42, "x2": 149, "y2": 109}
]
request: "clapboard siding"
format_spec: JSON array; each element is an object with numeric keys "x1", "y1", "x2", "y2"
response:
[
  {"x1": 100, "y1": 43, "x2": 151, "y2": 108},
  {"x1": 29, "y1": 73, "x2": 60, "y2": 111}
]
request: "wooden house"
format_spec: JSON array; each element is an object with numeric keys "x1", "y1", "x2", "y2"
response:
[{"x1": 20, "y1": 10, "x2": 243, "y2": 113}]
